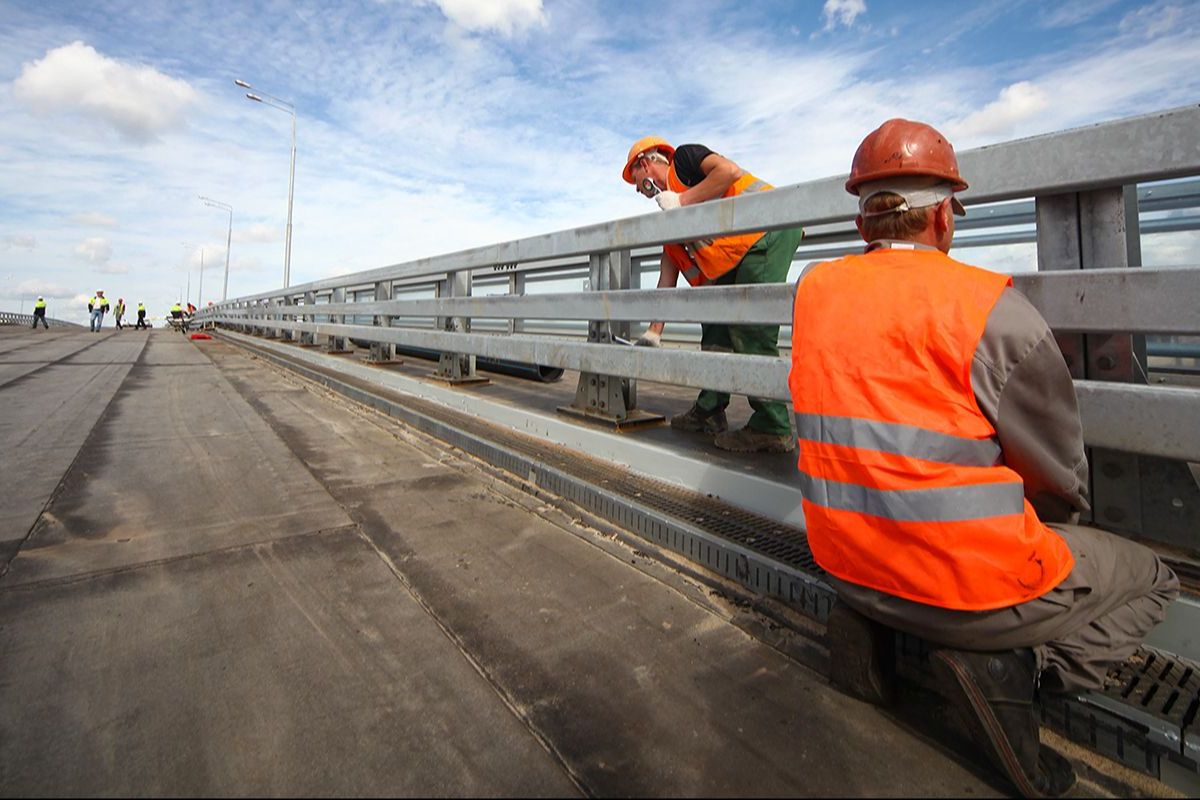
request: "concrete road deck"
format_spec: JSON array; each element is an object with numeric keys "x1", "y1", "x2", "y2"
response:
[{"x1": 0, "y1": 327, "x2": 1011, "y2": 796}]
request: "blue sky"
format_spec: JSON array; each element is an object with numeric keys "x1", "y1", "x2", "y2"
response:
[{"x1": 1, "y1": 0, "x2": 1197, "y2": 323}]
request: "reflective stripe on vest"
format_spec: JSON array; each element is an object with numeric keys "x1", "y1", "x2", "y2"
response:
[
  {"x1": 790, "y1": 247, "x2": 1073, "y2": 611},
  {"x1": 795, "y1": 413, "x2": 1002, "y2": 467},
  {"x1": 664, "y1": 168, "x2": 772, "y2": 286}
]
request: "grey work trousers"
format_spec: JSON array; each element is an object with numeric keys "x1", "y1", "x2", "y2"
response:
[{"x1": 831, "y1": 524, "x2": 1179, "y2": 693}]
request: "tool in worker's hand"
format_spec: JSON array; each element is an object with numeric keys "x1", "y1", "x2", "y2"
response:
[
  {"x1": 612, "y1": 335, "x2": 634, "y2": 346},
  {"x1": 640, "y1": 177, "x2": 660, "y2": 197}
]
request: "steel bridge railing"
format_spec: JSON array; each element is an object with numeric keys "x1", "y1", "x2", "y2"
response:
[
  {"x1": 199, "y1": 103, "x2": 1200, "y2": 548},
  {"x1": 0, "y1": 312, "x2": 83, "y2": 329}
]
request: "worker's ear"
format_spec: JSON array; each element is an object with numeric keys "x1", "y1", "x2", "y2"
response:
[
  {"x1": 854, "y1": 214, "x2": 866, "y2": 242},
  {"x1": 934, "y1": 200, "x2": 953, "y2": 237}
]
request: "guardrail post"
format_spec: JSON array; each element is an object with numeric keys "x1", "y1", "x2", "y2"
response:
[
  {"x1": 1036, "y1": 185, "x2": 1197, "y2": 545},
  {"x1": 508, "y1": 272, "x2": 525, "y2": 335},
  {"x1": 435, "y1": 269, "x2": 487, "y2": 384},
  {"x1": 264, "y1": 297, "x2": 279, "y2": 339},
  {"x1": 300, "y1": 291, "x2": 316, "y2": 345},
  {"x1": 559, "y1": 249, "x2": 663, "y2": 428},
  {"x1": 325, "y1": 288, "x2": 349, "y2": 353},
  {"x1": 368, "y1": 280, "x2": 396, "y2": 363},
  {"x1": 280, "y1": 296, "x2": 294, "y2": 341}
]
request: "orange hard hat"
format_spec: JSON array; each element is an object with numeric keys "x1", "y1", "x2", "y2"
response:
[
  {"x1": 622, "y1": 136, "x2": 675, "y2": 184},
  {"x1": 846, "y1": 119, "x2": 968, "y2": 195}
]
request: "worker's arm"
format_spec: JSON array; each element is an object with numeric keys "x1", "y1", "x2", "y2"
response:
[
  {"x1": 637, "y1": 249, "x2": 682, "y2": 344},
  {"x1": 678, "y1": 153, "x2": 743, "y2": 207},
  {"x1": 972, "y1": 288, "x2": 1090, "y2": 522}
]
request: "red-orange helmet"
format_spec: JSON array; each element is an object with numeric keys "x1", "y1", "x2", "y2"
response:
[
  {"x1": 622, "y1": 136, "x2": 675, "y2": 184},
  {"x1": 846, "y1": 119, "x2": 967, "y2": 195}
]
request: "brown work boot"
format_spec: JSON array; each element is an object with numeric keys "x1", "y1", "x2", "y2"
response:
[
  {"x1": 714, "y1": 426, "x2": 795, "y2": 453},
  {"x1": 670, "y1": 404, "x2": 728, "y2": 434},
  {"x1": 931, "y1": 648, "x2": 1076, "y2": 798},
  {"x1": 827, "y1": 601, "x2": 896, "y2": 706}
]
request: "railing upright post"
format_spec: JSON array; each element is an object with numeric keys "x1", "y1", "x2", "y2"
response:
[
  {"x1": 507, "y1": 272, "x2": 525, "y2": 335},
  {"x1": 435, "y1": 269, "x2": 486, "y2": 384},
  {"x1": 301, "y1": 291, "x2": 316, "y2": 345},
  {"x1": 369, "y1": 280, "x2": 395, "y2": 363},
  {"x1": 264, "y1": 297, "x2": 279, "y2": 339},
  {"x1": 326, "y1": 287, "x2": 348, "y2": 352},
  {"x1": 559, "y1": 249, "x2": 662, "y2": 428},
  {"x1": 1034, "y1": 185, "x2": 1197, "y2": 543},
  {"x1": 280, "y1": 295, "x2": 294, "y2": 342}
]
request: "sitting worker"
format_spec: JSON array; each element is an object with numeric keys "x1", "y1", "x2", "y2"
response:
[
  {"x1": 789, "y1": 119, "x2": 1178, "y2": 797},
  {"x1": 624, "y1": 137, "x2": 804, "y2": 453},
  {"x1": 170, "y1": 302, "x2": 184, "y2": 322}
]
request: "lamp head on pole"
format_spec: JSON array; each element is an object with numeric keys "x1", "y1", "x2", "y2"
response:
[
  {"x1": 234, "y1": 79, "x2": 252, "y2": 89},
  {"x1": 245, "y1": 93, "x2": 263, "y2": 103}
]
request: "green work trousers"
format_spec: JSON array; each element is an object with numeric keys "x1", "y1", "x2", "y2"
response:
[{"x1": 694, "y1": 226, "x2": 804, "y2": 435}]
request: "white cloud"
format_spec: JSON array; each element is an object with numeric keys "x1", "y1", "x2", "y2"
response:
[
  {"x1": 950, "y1": 82, "x2": 1050, "y2": 140},
  {"x1": 822, "y1": 0, "x2": 866, "y2": 29},
  {"x1": 69, "y1": 212, "x2": 119, "y2": 227},
  {"x1": 0, "y1": 280, "x2": 76, "y2": 299},
  {"x1": 1039, "y1": 0, "x2": 1119, "y2": 28},
  {"x1": 233, "y1": 223, "x2": 279, "y2": 244},
  {"x1": 427, "y1": 0, "x2": 546, "y2": 35},
  {"x1": 12, "y1": 41, "x2": 198, "y2": 143},
  {"x1": 1120, "y1": 2, "x2": 1184, "y2": 37},
  {"x1": 96, "y1": 263, "x2": 130, "y2": 275},
  {"x1": 2, "y1": 234, "x2": 37, "y2": 250},
  {"x1": 74, "y1": 236, "x2": 113, "y2": 264}
]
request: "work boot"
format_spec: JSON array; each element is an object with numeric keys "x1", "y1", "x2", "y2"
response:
[
  {"x1": 827, "y1": 601, "x2": 895, "y2": 706},
  {"x1": 714, "y1": 426, "x2": 795, "y2": 453},
  {"x1": 670, "y1": 404, "x2": 728, "y2": 434},
  {"x1": 931, "y1": 648, "x2": 1076, "y2": 798}
]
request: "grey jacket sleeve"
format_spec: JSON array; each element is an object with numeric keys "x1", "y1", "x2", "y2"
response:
[{"x1": 971, "y1": 287, "x2": 1090, "y2": 522}]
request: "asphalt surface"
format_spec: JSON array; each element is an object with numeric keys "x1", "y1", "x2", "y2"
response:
[{"x1": 0, "y1": 327, "x2": 1012, "y2": 796}]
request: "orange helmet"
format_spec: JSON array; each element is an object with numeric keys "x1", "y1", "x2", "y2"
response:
[
  {"x1": 622, "y1": 136, "x2": 675, "y2": 184},
  {"x1": 846, "y1": 119, "x2": 967, "y2": 195}
]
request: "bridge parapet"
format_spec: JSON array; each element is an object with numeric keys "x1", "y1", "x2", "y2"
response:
[{"x1": 200, "y1": 103, "x2": 1200, "y2": 553}]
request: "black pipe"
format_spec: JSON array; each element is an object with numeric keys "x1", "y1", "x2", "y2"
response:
[{"x1": 348, "y1": 338, "x2": 564, "y2": 382}]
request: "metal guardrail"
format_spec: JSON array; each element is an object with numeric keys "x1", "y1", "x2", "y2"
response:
[
  {"x1": 200, "y1": 104, "x2": 1200, "y2": 460},
  {"x1": 0, "y1": 312, "x2": 82, "y2": 329}
]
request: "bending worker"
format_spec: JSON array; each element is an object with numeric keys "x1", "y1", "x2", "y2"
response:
[
  {"x1": 624, "y1": 137, "x2": 803, "y2": 454},
  {"x1": 789, "y1": 119, "x2": 1178, "y2": 797}
]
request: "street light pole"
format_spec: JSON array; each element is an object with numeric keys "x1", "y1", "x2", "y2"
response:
[
  {"x1": 198, "y1": 248, "x2": 205, "y2": 307},
  {"x1": 199, "y1": 196, "x2": 234, "y2": 300},
  {"x1": 235, "y1": 79, "x2": 296, "y2": 288}
]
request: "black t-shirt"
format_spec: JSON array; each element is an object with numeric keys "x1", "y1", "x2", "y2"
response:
[{"x1": 672, "y1": 143, "x2": 716, "y2": 187}]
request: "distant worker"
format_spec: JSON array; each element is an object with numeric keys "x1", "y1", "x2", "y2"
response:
[
  {"x1": 135, "y1": 302, "x2": 147, "y2": 329},
  {"x1": 88, "y1": 290, "x2": 108, "y2": 332},
  {"x1": 789, "y1": 119, "x2": 1178, "y2": 797},
  {"x1": 186, "y1": 301, "x2": 196, "y2": 316},
  {"x1": 624, "y1": 137, "x2": 803, "y2": 453},
  {"x1": 114, "y1": 297, "x2": 126, "y2": 330},
  {"x1": 31, "y1": 296, "x2": 48, "y2": 329},
  {"x1": 170, "y1": 302, "x2": 184, "y2": 321}
]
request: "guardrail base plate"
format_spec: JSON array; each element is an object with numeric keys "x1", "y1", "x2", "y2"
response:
[{"x1": 556, "y1": 405, "x2": 666, "y2": 431}]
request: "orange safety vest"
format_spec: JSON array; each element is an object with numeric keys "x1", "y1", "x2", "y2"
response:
[
  {"x1": 662, "y1": 167, "x2": 772, "y2": 286},
  {"x1": 789, "y1": 246, "x2": 1073, "y2": 611}
]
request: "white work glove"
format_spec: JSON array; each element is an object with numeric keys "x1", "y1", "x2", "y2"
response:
[
  {"x1": 634, "y1": 330, "x2": 662, "y2": 347},
  {"x1": 655, "y1": 191, "x2": 682, "y2": 211}
]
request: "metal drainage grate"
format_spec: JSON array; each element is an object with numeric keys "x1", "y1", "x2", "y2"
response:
[{"x1": 226, "y1": 334, "x2": 1199, "y2": 785}]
